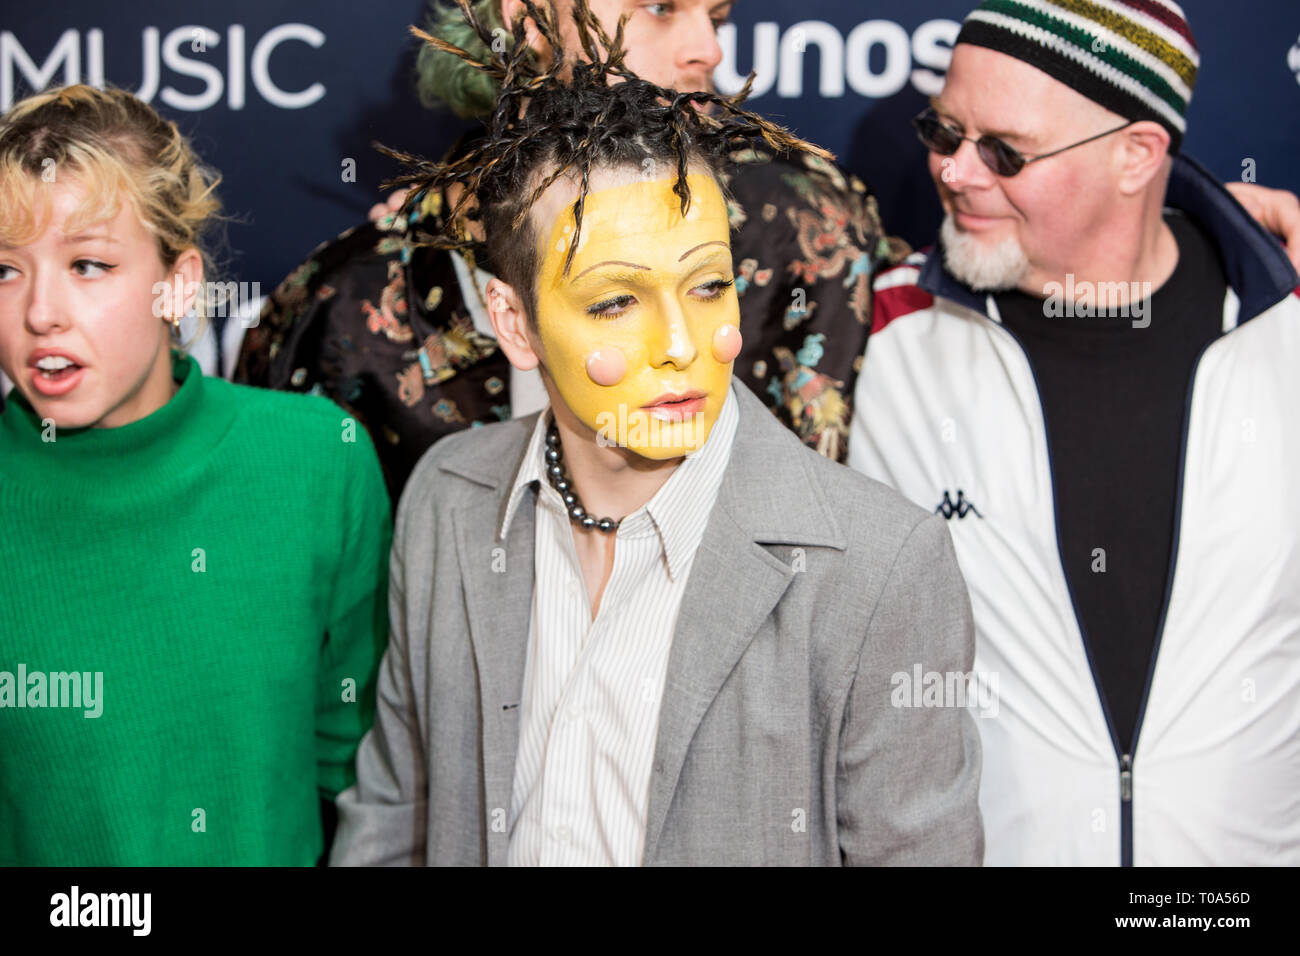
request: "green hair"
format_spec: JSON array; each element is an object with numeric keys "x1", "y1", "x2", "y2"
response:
[{"x1": 415, "y1": 0, "x2": 516, "y2": 119}]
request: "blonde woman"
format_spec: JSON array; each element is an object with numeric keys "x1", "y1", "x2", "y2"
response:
[{"x1": 0, "y1": 86, "x2": 391, "y2": 865}]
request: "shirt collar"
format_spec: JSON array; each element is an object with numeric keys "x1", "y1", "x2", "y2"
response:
[
  {"x1": 499, "y1": 380, "x2": 741, "y2": 582},
  {"x1": 499, "y1": 405, "x2": 554, "y2": 540}
]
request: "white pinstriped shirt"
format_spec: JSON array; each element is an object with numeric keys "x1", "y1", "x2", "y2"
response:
[{"x1": 499, "y1": 383, "x2": 740, "y2": 866}]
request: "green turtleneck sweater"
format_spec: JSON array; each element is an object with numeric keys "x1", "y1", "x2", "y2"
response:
[{"x1": 0, "y1": 352, "x2": 391, "y2": 865}]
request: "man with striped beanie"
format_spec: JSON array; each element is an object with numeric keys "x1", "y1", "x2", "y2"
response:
[
  {"x1": 957, "y1": 0, "x2": 1199, "y2": 154},
  {"x1": 849, "y1": 0, "x2": 1300, "y2": 866}
]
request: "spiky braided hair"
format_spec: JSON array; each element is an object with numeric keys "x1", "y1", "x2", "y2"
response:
[{"x1": 378, "y1": 0, "x2": 832, "y2": 319}]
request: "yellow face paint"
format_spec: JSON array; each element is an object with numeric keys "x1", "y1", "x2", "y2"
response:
[{"x1": 534, "y1": 172, "x2": 739, "y2": 459}]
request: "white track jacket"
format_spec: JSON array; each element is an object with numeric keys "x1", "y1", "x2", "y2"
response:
[{"x1": 849, "y1": 155, "x2": 1300, "y2": 866}]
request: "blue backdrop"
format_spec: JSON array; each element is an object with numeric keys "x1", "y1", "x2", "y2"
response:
[{"x1": 4, "y1": 0, "x2": 1298, "y2": 292}]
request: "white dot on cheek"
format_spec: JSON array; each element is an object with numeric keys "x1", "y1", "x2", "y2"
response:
[{"x1": 555, "y1": 238, "x2": 567, "y2": 253}]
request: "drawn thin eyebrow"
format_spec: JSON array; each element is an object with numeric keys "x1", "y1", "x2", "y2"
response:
[
  {"x1": 678, "y1": 240, "x2": 728, "y2": 261},
  {"x1": 572, "y1": 259, "x2": 649, "y2": 281}
]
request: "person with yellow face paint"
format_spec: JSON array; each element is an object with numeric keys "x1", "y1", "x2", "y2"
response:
[
  {"x1": 329, "y1": 10, "x2": 983, "y2": 867},
  {"x1": 231, "y1": 0, "x2": 1300, "y2": 509},
  {"x1": 490, "y1": 168, "x2": 742, "y2": 619}
]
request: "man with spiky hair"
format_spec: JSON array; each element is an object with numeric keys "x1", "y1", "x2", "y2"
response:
[{"x1": 328, "y1": 9, "x2": 984, "y2": 867}]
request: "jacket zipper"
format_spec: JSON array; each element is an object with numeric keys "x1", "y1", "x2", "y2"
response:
[
  {"x1": 986, "y1": 304, "x2": 1214, "y2": 866},
  {"x1": 1119, "y1": 753, "x2": 1133, "y2": 866},
  {"x1": 1118, "y1": 333, "x2": 1215, "y2": 866}
]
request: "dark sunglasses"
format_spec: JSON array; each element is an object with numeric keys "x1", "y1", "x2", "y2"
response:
[{"x1": 912, "y1": 107, "x2": 1135, "y2": 177}]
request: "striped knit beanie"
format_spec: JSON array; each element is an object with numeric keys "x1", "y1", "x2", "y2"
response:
[{"x1": 955, "y1": 0, "x2": 1200, "y2": 152}]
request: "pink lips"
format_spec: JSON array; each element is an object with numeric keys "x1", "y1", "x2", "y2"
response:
[
  {"x1": 643, "y1": 391, "x2": 706, "y2": 422},
  {"x1": 27, "y1": 348, "x2": 88, "y2": 398}
]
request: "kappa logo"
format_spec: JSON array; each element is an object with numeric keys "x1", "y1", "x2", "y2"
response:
[{"x1": 935, "y1": 489, "x2": 983, "y2": 520}]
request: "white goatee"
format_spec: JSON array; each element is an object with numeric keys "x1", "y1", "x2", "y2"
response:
[{"x1": 940, "y1": 213, "x2": 1030, "y2": 292}]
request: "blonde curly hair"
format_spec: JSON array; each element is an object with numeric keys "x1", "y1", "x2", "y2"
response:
[{"x1": 0, "y1": 84, "x2": 225, "y2": 326}]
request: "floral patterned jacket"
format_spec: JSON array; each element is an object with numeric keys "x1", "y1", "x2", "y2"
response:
[{"x1": 234, "y1": 142, "x2": 909, "y2": 505}]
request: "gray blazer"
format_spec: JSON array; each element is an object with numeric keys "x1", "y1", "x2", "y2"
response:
[{"x1": 332, "y1": 382, "x2": 983, "y2": 866}]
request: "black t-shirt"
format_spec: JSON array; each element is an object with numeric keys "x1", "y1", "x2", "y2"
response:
[{"x1": 994, "y1": 211, "x2": 1227, "y2": 750}]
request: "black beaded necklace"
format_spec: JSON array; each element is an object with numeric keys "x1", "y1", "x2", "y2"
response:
[{"x1": 544, "y1": 421, "x2": 620, "y2": 533}]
